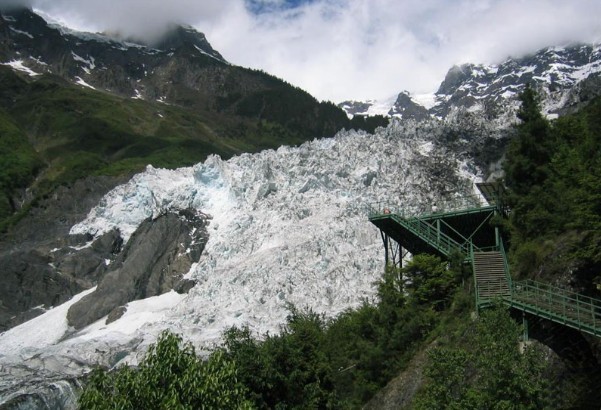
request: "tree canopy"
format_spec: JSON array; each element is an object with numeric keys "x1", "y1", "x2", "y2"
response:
[
  {"x1": 503, "y1": 90, "x2": 601, "y2": 290},
  {"x1": 79, "y1": 331, "x2": 253, "y2": 410}
]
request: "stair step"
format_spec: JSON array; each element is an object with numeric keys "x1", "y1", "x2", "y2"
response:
[{"x1": 473, "y1": 251, "x2": 511, "y2": 302}]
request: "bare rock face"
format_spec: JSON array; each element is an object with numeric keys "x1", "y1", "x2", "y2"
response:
[
  {"x1": 0, "y1": 229, "x2": 122, "y2": 331},
  {"x1": 0, "y1": 176, "x2": 127, "y2": 331},
  {"x1": 66, "y1": 209, "x2": 208, "y2": 330}
]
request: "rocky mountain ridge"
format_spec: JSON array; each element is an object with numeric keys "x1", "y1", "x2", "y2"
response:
[
  {"x1": 0, "y1": 6, "x2": 352, "y2": 141},
  {"x1": 0, "y1": 6, "x2": 227, "y2": 103},
  {"x1": 340, "y1": 43, "x2": 601, "y2": 124}
]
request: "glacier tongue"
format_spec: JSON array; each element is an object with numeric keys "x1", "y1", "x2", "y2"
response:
[{"x1": 1, "y1": 122, "x2": 483, "y2": 397}]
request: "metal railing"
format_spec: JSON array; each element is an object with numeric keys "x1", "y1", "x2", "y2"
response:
[
  {"x1": 509, "y1": 280, "x2": 601, "y2": 336},
  {"x1": 381, "y1": 212, "x2": 475, "y2": 259},
  {"x1": 367, "y1": 191, "x2": 601, "y2": 337},
  {"x1": 499, "y1": 240, "x2": 513, "y2": 289},
  {"x1": 368, "y1": 193, "x2": 490, "y2": 220}
]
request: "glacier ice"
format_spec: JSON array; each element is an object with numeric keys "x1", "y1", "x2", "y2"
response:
[{"x1": 0, "y1": 121, "x2": 484, "y2": 399}]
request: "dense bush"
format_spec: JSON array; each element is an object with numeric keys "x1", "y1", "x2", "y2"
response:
[
  {"x1": 79, "y1": 331, "x2": 252, "y2": 410},
  {"x1": 79, "y1": 254, "x2": 461, "y2": 409},
  {"x1": 415, "y1": 307, "x2": 550, "y2": 409},
  {"x1": 218, "y1": 254, "x2": 460, "y2": 408}
]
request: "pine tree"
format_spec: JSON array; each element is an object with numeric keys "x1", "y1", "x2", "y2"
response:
[{"x1": 504, "y1": 85, "x2": 552, "y2": 196}]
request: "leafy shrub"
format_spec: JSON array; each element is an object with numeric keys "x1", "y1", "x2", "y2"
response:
[
  {"x1": 415, "y1": 307, "x2": 550, "y2": 409},
  {"x1": 79, "y1": 331, "x2": 252, "y2": 410}
]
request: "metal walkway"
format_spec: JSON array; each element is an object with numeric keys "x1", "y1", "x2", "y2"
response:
[
  {"x1": 507, "y1": 280, "x2": 601, "y2": 337},
  {"x1": 368, "y1": 196, "x2": 601, "y2": 338}
]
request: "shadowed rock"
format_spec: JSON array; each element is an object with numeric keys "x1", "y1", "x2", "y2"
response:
[{"x1": 66, "y1": 209, "x2": 207, "y2": 330}]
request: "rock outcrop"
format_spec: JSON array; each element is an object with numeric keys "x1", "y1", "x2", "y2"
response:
[{"x1": 66, "y1": 209, "x2": 208, "y2": 330}]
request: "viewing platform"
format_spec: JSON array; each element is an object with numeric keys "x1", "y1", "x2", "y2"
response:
[{"x1": 368, "y1": 182, "x2": 601, "y2": 338}]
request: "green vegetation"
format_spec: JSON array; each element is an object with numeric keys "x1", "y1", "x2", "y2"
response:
[
  {"x1": 80, "y1": 254, "x2": 468, "y2": 409},
  {"x1": 79, "y1": 331, "x2": 253, "y2": 410},
  {"x1": 415, "y1": 307, "x2": 549, "y2": 409},
  {"x1": 504, "y1": 88, "x2": 601, "y2": 291},
  {"x1": 0, "y1": 109, "x2": 43, "y2": 223}
]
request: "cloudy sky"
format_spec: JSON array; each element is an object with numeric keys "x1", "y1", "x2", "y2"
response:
[{"x1": 20, "y1": 0, "x2": 601, "y2": 102}]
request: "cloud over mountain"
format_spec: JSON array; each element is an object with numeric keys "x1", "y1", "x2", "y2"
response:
[{"x1": 15, "y1": 0, "x2": 601, "y2": 101}]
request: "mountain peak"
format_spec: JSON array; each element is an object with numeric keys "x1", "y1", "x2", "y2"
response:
[
  {"x1": 339, "y1": 43, "x2": 601, "y2": 124},
  {"x1": 144, "y1": 24, "x2": 226, "y2": 62}
]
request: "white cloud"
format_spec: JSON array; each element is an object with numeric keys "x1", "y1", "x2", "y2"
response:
[{"x1": 22, "y1": 0, "x2": 601, "y2": 102}]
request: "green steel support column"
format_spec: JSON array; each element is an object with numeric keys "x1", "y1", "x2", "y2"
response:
[
  {"x1": 380, "y1": 231, "x2": 389, "y2": 269},
  {"x1": 436, "y1": 219, "x2": 440, "y2": 243},
  {"x1": 494, "y1": 209, "x2": 500, "y2": 248},
  {"x1": 522, "y1": 312, "x2": 529, "y2": 341}
]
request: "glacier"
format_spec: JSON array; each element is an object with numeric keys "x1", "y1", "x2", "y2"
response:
[{"x1": 0, "y1": 120, "x2": 486, "y2": 403}]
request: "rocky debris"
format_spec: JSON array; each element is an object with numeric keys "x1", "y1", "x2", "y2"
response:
[
  {"x1": 105, "y1": 306, "x2": 127, "y2": 325},
  {"x1": 66, "y1": 209, "x2": 208, "y2": 330},
  {"x1": 363, "y1": 346, "x2": 430, "y2": 410}
]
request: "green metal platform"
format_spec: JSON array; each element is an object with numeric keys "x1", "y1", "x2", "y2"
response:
[{"x1": 368, "y1": 183, "x2": 601, "y2": 338}]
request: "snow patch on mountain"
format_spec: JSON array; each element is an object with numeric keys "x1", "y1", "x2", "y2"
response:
[
  {"x1": 193, "y1": 44, "x2": 229, "y2": 64},
  {"x1": 2, "y1": 59, "x2": 40, "y2": 77},
  {"x1": 339, "y1": 96, "x2": 397, "y2": 118},
  {"x1": 75, "y1": 76, "x2": 95, "y2": 89},
  {"x1": 0, "y1": 287, "x2": 96, "y2": 357},
  {"x1": 75, "y1": 291, "x2": 186, "y2": 343},
  {"x1": 411, "y1": 93, "x2": 437, "y2": 110},
  {"x1": 8, "y1": 26, "x2": 33, "y2": 39}
]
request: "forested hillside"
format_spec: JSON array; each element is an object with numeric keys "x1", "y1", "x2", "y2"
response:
[{"x1": 504, "y1": 87, "x2": 601, "y2": 293}]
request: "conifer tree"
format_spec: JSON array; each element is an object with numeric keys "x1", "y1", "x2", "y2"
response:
[{"x1": 504, "y1": 85, "x2": 552, "y2": 196}]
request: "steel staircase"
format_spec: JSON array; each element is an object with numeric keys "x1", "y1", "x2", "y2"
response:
[
  {"x1": 369, "y1": 201, "x2": 601, "y2": 338},
  {"x1": 473, "y1": 251, "x2": 511, "y2": 303}
]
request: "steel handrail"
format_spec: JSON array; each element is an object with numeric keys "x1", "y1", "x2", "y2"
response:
[
  {"x1": 368, "y1": 195, "x2": 489, "y2": 219},
  {"x1": 510, "y1": 280, "x2": 601, "y2": 333}
]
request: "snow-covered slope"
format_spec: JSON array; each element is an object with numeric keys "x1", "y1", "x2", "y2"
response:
[
  {"x1": 340, "y1": 44, "x2": 601, "y2": 123},
  {"x1": 0, "y1": 120, "x2": 485, "y2": 403}
]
